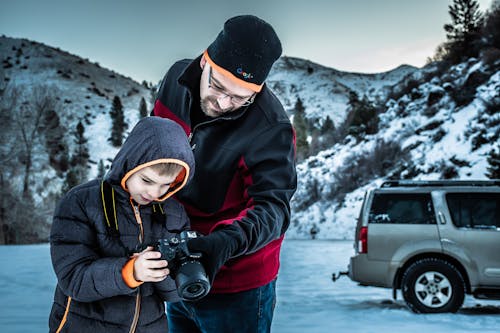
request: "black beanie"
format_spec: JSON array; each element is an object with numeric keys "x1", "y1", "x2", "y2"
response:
[{"x1": 205, "y1": 15, "x2": 282, "y2": 92}]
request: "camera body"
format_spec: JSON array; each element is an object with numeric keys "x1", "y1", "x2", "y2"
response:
[{"x1": 154, "y1": 230, "x2": 210, "y2": 301}]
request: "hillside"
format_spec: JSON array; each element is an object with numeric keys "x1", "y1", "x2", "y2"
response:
[
  {"x1": 267, "y1": 56, "x2": 418, "y2": 124},
  {"x1": 288, "y1": 57, "x2": 499, "y2": 239},
  {"x1": 0, "y1": 36, "x2": 152, "y2": 243},
  {"x1": 1, "y1": 35, "x2": 498, "y2": 243}
]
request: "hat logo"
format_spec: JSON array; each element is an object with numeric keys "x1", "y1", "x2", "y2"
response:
[{"x1": 236, "y1": 68, "x2": 254, "y2": 80}]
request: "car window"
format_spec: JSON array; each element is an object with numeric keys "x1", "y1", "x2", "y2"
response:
[
  {"x1": 369, "y1": 193, "x2": 435, "y2": 224},
  {"x1": 446, "y1": 193, "x2": 500, "y2": 229}
]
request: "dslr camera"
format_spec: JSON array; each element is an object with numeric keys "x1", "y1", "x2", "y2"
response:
[{"x1": 154, "y1": 230, "x2": 210, "y2": 301}]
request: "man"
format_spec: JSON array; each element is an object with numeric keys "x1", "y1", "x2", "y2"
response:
[{"x1": 152, "y1": 15, "x2": 297, "y2": 333}]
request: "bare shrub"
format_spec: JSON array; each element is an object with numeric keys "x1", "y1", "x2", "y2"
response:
[{"x1": 330, "y1": 139, "x2": 408, "y2": 203}]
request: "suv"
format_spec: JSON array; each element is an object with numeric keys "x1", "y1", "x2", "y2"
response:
[{"x1": 346, "y1": 180, "x2": 500, "y2": 313}]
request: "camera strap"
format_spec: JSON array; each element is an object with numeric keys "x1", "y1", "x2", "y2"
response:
[
  {"x1": 100, "y1": 180, "x2": 166, "y2": 239},
  {"x1": 151, "y1": 203, "x2": 166, "y2": 225},
  {"x1": 100, "y1": 180, "x2": 120, "y2": 239}
]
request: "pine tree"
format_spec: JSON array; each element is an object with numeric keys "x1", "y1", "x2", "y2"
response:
[
  {"x1": 482, "y1": 0, "x2": 500, "y2": 51},
  {"x1": 62, "y1": 169, "x2": 80, "y2": 193},
  {"x1": 292, "y1": 98, "x2": 309, "y2": 161},
  {"x1": 68, "y1": 121, "x2": 90, "y2": 187},
  {"x1": 139, "y1": 97, "x2": 148, "y2": 118},
  {"x1": 72, "y1": 121, "x2": 90, "y2": 166},
  {"x1": 444, "y1": 0, "x2": 484, "y2": 62},
  {"x1": 109, "y1": 96, "x2": 127, "y2": 147},
  {"x1": 42, "y1": 109, "x2": 69, "y2": 174},
  {"x1": 320, "y1": 116, "x2": 336, "y2": 149},
  {"x1": 97, "y1": 159, "x2": 106, "y2": 178},
  {"x1": 150, "y1": 83, "x2": 159, "y2": 107},
  {"x1": 320, "y1": 116, "x2": 335, "y2": 135},
  {"x1": 347, "y1": 92, "x2": 378, "y2": 138},
  {"x1": 485, "y1": 145, "x2": 500, "y2": 179}
]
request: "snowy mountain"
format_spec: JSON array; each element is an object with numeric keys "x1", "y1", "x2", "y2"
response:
[
  {"x1": 0, "y1": 36, "x2": 151, "y2": 168},
  {"x1": 267, "y1": 56, "x2": 418, "y2": 124},
  {"x1": 287, "y1": 58, "x2": 499, "y2": 239},
  {"x1": 1, "y1": 36, "x2": 152, "y2": 242},
  {"x1": 1, "y1": 35, "x2": 498, "y2": 243}
]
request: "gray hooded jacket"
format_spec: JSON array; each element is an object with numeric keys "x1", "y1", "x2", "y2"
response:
[{"x1": 49, "y1": 117, "x2": 194, "y2": 333}]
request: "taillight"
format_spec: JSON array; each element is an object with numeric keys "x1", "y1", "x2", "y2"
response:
[{"x1": 358, "y1": 226, "x2": 368, "y2": 253}]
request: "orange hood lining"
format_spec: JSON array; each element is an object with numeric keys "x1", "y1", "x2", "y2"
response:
[{"x1": 120, "y1": 159, "x2": 190, "y2": 202}]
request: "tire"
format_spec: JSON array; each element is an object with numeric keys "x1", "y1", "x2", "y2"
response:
[{"x1": 401, "y1": 258, "x2": 465, "y2": 313}]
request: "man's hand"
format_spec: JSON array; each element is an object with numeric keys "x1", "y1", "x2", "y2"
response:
[
  {"x1": 132, "y1": 246, "x2": 170, "y2": 282},
  {"x1": 187, "y1": 226, "x2": 243, "y2": 285}
]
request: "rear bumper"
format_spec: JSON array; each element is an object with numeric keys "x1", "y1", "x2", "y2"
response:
[{"x1": 349, "y1": 254, "x2": 397, "y2": 288}]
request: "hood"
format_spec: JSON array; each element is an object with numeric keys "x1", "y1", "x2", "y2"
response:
[{"x1": 105, "y1": 116, "x2": 195, "y2": 201}]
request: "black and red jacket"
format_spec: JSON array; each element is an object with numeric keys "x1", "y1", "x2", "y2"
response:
[{"x1": 153, "y1": 56, "x2": 297, "y2": 293}]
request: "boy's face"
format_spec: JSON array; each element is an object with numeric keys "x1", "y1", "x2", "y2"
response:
[{"x1": 125, "y1": 166, "x2": 178, "y2": 205}]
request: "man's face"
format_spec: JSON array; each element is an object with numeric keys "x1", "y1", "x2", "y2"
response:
[
  {"x1": 199, "y1": 65, "x2": 255, "y2": 117},
  {"x1": 125, "y1": 166, "x2": 178, "y2": 205}
]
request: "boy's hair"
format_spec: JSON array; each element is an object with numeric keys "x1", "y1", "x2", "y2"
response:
[{"x1": 149, "y1": 162, "x2": 184, "y2": 177}]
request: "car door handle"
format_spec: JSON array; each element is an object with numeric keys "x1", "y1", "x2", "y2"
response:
[{"x1": 438, "y1": 211, "x2": 446, "y2": 224}]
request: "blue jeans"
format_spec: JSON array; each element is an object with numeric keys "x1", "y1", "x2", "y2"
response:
[{"x1": 167, "y1": 279, "x2": 277, "y2": 333}]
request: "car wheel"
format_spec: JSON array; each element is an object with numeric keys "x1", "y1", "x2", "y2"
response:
[{"x1": 401, "y1": 258, "x2": 465, "y2": 313}]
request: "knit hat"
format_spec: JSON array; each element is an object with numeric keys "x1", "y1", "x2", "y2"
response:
[{"x1": 204, "y1": 15, "x2": 282, "y2": 93}]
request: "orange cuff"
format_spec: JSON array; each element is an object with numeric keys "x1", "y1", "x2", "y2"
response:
[{"x1": 122, "y1": 258, "x2": 144, "y2": 288}]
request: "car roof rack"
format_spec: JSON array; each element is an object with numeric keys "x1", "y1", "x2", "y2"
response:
[{"x1": 381, "y1": 180, "x2": 500, "y2": 188}]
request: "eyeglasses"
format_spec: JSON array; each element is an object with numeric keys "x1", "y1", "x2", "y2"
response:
[{"x1": 208, "y1": 67, "x2": 256, "y2": 107}]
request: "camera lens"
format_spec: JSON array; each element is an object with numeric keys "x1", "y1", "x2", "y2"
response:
[
  {"x1": 179, "y1": 281, "x2": 207, "y2": 300},
  {"x1": 186, "y1": 284, "x2": 202, "y2": 295},
  {"x1": 175, "y1": 260, "x2": 210, "y2": 301}
]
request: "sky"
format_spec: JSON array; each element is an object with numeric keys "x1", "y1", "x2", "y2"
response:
[
  {"x1": 1, "y1": 241, "x2": 499, "y2": 332},
  {"x1": 0, "y1": 0, "x2": 494, "y2": 84}
]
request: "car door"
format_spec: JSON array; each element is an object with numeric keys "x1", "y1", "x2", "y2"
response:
[
  {"x1": 433, "y1": 190, "x2": 500, "y2": 287},
  {"x1": 367, "y1": 191, "x2": 441, "y2": 263}
]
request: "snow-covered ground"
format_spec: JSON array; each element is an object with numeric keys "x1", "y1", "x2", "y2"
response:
[{"x1": 1, "y1": 240, "x2": 499, "y2": 332}]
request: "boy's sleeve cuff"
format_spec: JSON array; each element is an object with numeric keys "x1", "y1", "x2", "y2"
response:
[{"x1": 122, "y1": 258, "x2": 144, "y2": 288}]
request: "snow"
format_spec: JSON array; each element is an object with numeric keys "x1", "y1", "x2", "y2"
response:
[
  {"x1": 1, "y1": 240, "x2": 499, "y2": 333},
  {"x1": 267, "y1": 57, "x2": 417, "y2": 124},
  {"x1": 289, "y1": 57, "x2": 499, "y2": 239},
  {"x1": 8, "y1": 36, "x2": 498, "y2": 243}
]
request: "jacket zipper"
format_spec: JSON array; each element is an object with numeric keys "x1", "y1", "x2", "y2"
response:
[
  {"x1": 188, "y1": 117, "x2": 231, "y2": 150},
  {"x1": 129, "y1": 200, "x2": 144, "y2": 333}
]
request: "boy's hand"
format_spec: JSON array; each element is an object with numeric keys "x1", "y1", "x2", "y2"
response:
[{"x1": 132, "y1": 246, "x2": 170, "y2": 282}]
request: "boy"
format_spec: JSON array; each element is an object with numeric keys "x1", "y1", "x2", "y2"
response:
[{"x1": 49, "y1": 117, "x2": 195, "y2": 333}]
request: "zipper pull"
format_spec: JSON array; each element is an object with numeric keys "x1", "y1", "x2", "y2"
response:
[
  {"x1": 188, "y1": 132, "x2": 197, "y2": 150},
  {"x1": 130, "y1": 201, "x2": 144, "y2": 243}
]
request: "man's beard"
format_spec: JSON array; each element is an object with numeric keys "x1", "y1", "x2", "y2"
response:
[{"x1": 200, "y1": 96, "x2": 233, "y2": 117}]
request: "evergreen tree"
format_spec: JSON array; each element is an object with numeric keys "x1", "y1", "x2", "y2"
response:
[
  {"x1": 71, "y1": 121, "x2": 90, "y2": 167},
  {"x1": 67, "y1": 121, "x2": 90, "y2": 190},
  {"x1": 485, "y1": 145, "x2": 500, "y2": 179},
  {"x1": 444, "y1": 0, "x2": 484, "y2": 62},
  {"x1": 292, "y1": 98, "x2": 309, "y2": 161},
  {"x1": 42, "y1": 109, "x2": 69, "y2": 174},
  {"x1": 320, "y1": 116, "x2": 337, "y2": 149},
  {"x1": 347, "y1": 92, "x2": 378, "y2": 138},
  {"x1": 150, "y1": 83, "x2": 159, "y2": 108},
  {"x1": 482, "y1": 0, "x2": 500, "y2": 50},
  {"x1": 139, "y1": 97, "x2": 148, "y2": 118},
  {"x1": 62, "y1": 169, "x2": 80, "y2": 193},
  {"x1": 109, "y1": 96, "x2": 127, "y2": 147},
  {"x1": 97, "y1": 159, "x2": 106, "y2": 178},
  {"x1": 320, "y1": 116, "x2": 335, "y2": 136}
]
